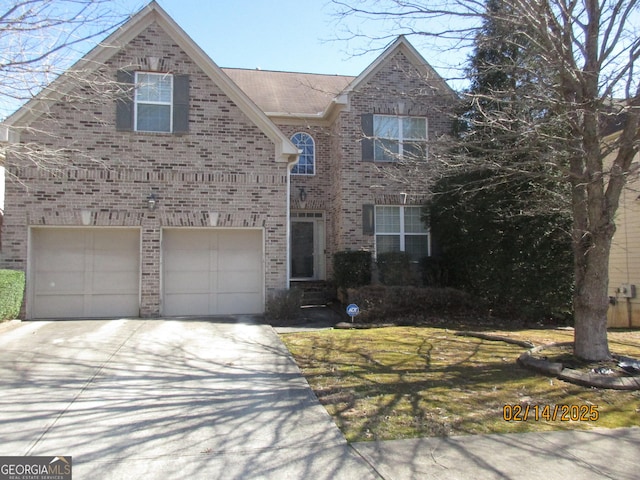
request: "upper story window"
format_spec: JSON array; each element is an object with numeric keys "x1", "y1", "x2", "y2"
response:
[
  {"x1": 361, "y1": 114, "x2": 428, "y2": 162},
  {"x1": 135, "y1": 72, "x2": 173, "y2": 132},
  {"x1": 291, "y1": 132, "x2": 315, "y2": 175},
  {"x1": 116, "y1": 70, "x2": 189, "y2": 134},
  {"x1": 374, "y1": 115, "x2": 427, "y2": 162},
  {"x1": 375, "y1": 205, "x2": 430, "y2": 261}
]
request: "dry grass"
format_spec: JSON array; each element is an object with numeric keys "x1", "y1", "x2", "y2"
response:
[{"x1": 281, "y1": 326, "x2": 640, "y2": 442}]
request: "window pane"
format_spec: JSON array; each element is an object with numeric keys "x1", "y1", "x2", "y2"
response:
[
  {"x1": 376, "y1": 235, "x2": 400, "y2": 254},
  {"x1": 374, "y1": 115, "x2": 399, "y2": 138},
  {"x1": 375, "y1": 206, "x2": 400, "y2": 233},
  {"x1": 291, "y1": 133, "x2": 315, "y2": 175},
  {"x1": 404, "y1": 207, "x2": 428, "y2": 233},
  {"x1": 374, "y1": 139, "x2": 399, "y2": 162},
  {"x1": 137, "y1": 104, "x2": 171, "y2": 132},
  {"x1": 137, "y1": 73, "x2": 172, "y2": 103},
  {"x1": 405, "y1": 235, "x2": 429, "y2": 261},
  {"x1": 403, "y1": 142, "x2": 428, "y2": 161},
  {"x1": 403, "y1": 117, "x2": 427, "y2": 139}
]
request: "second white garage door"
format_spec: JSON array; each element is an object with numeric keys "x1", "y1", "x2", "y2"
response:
[{"x1": 162, "y1": 229, "x2": 264, "y2": 316}]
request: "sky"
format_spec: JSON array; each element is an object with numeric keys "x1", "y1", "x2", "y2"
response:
[{"x1": 136, "y1": 0, "x2": 469, "y2": 80}]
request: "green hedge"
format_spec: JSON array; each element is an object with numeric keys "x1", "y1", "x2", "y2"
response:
[
  {"x1": 377, "y1": 251, "x2": 414, "y2": 285},
  {"x1": 333, "y1": 251, "x2": 372, "y2": 290},
  {"x1": 0, "y1": 270, "x2": 25, "y2": 321},
  {"x1": 346, "y1": 285, "x2": 483, "y2": 323}
]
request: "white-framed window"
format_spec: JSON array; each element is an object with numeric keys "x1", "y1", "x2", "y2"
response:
[
  {"x1": 375, "y1": 205, "x2": 430, "y2": 261},
  {"x1": 135, "y1": 72, "x2": 173, "y2": 132},
  {"x1": 291, "y1": 132, "x2": 315, "y2": 175},
  {"x1": 373, "y1": 115, "x2": 427, "y2": 162}
]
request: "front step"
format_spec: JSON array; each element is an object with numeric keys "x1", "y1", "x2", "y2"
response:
[{"x1": 291, "y1": 281, "x2": 334, "y2": 306}]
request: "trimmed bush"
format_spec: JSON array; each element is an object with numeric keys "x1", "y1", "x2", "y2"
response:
[
  {"x1": 419, "y1": 257, "x2": 449, "y2": 287},
  {"x1": 333, "y1": 251, "x2": 372, "y2": 290},
  {"x1": 346, "y1": 285, "x2": 482, "y2": 323},
  {"x1": 0, "y1": 270, "x2": 25, "y2": 321},
  {"x1": 377, "y1": 251, "x2": 416, "y2": 286},
  {"x1": 265, "y1": 288, "x2": 302, "y2": 321}
]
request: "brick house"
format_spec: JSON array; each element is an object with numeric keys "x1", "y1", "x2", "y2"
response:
[{"x1": 0, "y1": 2, "x2": 456, "y2": 319}]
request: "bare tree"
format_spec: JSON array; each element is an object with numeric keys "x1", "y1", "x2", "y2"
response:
[
  {"x1": 0, "y1": 0, "x2": 132, "y2": 171},
  {"x1": 334, "y1": 0, "x2": 640, "y2": 360}
]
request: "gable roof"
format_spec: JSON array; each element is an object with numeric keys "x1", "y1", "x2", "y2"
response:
[
  {"x1": 2, "y1": 1, "x2": 299, "y2": 162},
  {"x1": 223, "y1": 69, "x2": 354, "y2": 118},
  {"x1": 224, "y1": 35, "x2": 455, "y2": 122},
  {"x1": 343, "y1": 36, "x2": 456, "y2": 97}
]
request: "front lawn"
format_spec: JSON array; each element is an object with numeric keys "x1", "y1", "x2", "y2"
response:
[{"x1": 281, "y1": 327, "x2": 640, "y2": 442}]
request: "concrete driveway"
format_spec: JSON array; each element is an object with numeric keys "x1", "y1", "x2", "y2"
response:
[{"x1": 0, "y1": 318, "x2": 379, "y2": 479}]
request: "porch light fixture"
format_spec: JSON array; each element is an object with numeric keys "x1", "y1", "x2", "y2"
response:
[
  {"x1": 147, "y1": 193, "x2": 157, "y2": 211},
  {"x1": 298, "y1": 186, "x2": 307, "y2": 203}
]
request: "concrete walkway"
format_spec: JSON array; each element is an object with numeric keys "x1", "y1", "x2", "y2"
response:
[{"x1": 0, "y1": 318, "x2": 638, "y2": 479}]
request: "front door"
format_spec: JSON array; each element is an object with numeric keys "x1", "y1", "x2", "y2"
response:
[{"x1": 290, "y1": 212, "x2": 325, "y2": 280}]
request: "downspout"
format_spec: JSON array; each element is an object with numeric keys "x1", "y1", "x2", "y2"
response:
[{"x1": 286, "y1": 155, "x2": 300, "y2": 289}]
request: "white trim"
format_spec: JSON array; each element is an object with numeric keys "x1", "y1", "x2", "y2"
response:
[
  {"x1": 290, "y1": 132, "x2": 316, "y2": 176},
  {"x1": 374, "y1": 205, "x2": 430, "y2": 260},
  {"x1": 134, "y1": 72, "x2": 173, "y2": 133},
  {"x1": 373, "y1": 114, "x2": 428, "y2": 162},
  {"x1": 290, "y1": 211, "x2": 326, "y2": 280}
]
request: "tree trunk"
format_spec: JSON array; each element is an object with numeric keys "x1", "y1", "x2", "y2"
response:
[{"x1": 572, "y1": 230, "x2": 612, "y2": 361}]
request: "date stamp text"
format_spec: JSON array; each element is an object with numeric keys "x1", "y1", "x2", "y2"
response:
[{"x1": 503, "y1": 404, "x2": 599, "y2": 422}]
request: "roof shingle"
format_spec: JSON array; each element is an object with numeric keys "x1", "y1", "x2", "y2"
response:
[{"x1": 222, "y1": 68, "x2": 354, "y2": 116}]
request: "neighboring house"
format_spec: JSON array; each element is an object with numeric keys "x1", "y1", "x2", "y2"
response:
[
  {"x1": 0, "y1": 2, "x2": 456, "y2": 319},
  {"x1": 607, "y1": 129, "x2": 640, "y2": 328}
]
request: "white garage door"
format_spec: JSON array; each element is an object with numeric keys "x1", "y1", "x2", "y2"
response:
[
  {"x1": 30, "y1": 228, "x2": 140, "y2": 319},
  {"x1": 162, "y1": 229, "x2": 264, "y2": 316}
]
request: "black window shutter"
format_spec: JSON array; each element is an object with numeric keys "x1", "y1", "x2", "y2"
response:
[
  {"x1": 361, "y1": 114, "x2": 374, "y2": 162},
  {"x1": 115, "y1": 70, "x2": 134, "y2": 131},
  {"x1": 362, "y1": 204, "x2": 375, "y2": 235},
  {"x1": 173, "y1": 74, "x2": 189, "y2": 133}
]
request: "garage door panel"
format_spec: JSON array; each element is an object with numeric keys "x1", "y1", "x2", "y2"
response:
[
  {"x1": 92, "y1": 272, "x2": 139, "y2": 293},
  {"x1": 164, "y1": 252, "x2": 217, "y2": 271},
  {"x1": 164, "y1": 294, "x2": 217, "y2": 317},
  {"x1": 219, "y1": 251, "x2": 260, "y2": 271},
  {"x1": 89, "y1": 295, "x2": 139, "y2": 318},
  {"x1": 162, "y1": 229, "x2": 263, "y2": 316},
  {"x1": 34, "y1": 247, "x2": 85, "y2": 272},
  {"x1": 31, "y1": 228, "x2": 140, "y2": 319},
  {"x1": 219, "y1": 272, "x2": 262, "y2": 293},
  {"x1": 165, "y1": 230, "x2": 216, "y2": 250},
  {"x1": 164, "y1": 271, "x2": 213, "y2": 294},
  {"x1": 34, "y1": 272, "x2": 86, "y2": 295},
  {"x1": 218, "y1": 231, "x2": 260, "y2": 250},
  {"x1": 32, "y1": 295, "x2": 84, "y2": 319},
  {"x1": 92, "y1": 252, "x2": 138, "y2": 271},
  {"x1": 218, "y1": 294, "x2": 262, "y2": 315}
]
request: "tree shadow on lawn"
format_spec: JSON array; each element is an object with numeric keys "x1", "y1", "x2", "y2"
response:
[
  {"x1": 292, "y1": 333, "x2": 534, "y2": 439},
  {"x1": 286, "y1": 329, "x2": 640, "y2": 441}
]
